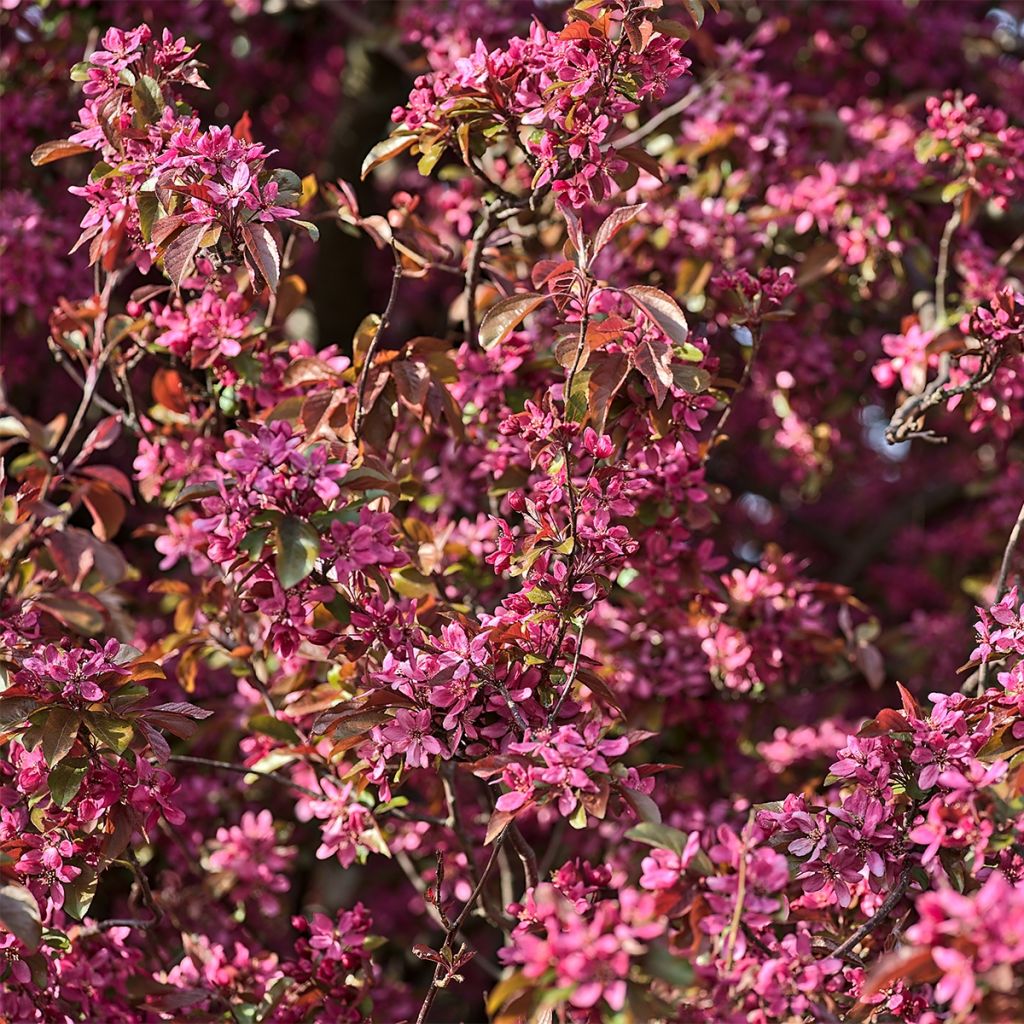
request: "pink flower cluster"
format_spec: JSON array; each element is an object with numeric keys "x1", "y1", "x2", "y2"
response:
[
  {"x1": 393, "y1": 8, "x2": 689, "y2": 207},
  {"x1": 502, "y1": 861, "x2": 663, "y2": 1013}
]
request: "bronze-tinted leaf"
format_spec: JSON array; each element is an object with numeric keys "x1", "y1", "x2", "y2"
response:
[
  {"x1": 593, "y1": 203, "x2": 645, "y2": 259},
  {"x1": 41, "y1": 707, "x2": 81, "y2": 767},
  {"x1": 163, "y1": 221, "x2": 209, "y2": 289},
  {"x1": 479, "y1": 293, "x2": 547, "y2": 350},
  {"x1": 242, "y1": 222, "x2": 280, "y2": 292},
  {"x1": 360, "y1": 133, "x2": 416, "y2": 180},
  {"x1": 0, "y1": 884, "x2": 42, "y2": 952},
  {"x1": 625, "y1": 285, "x2": 690, "y2": 346},
  {"x1": 30, "y1": 139, "x2": 90, "y2": 166}
]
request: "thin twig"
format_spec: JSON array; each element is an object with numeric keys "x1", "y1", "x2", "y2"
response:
[
  {"x1": 414, "y1": 831, "x2": 509, "y2": 1024},
  {"x1": 723, "y1": 820, "x2": 750, "y2": 970},
  {"x1": 978, "y1": 497, "x2": 1024, "y2": 690},
  {"x1": 998, "y1": 230, "x2": 1024, "y2": 268},
  {"x1": 168, "y1": 754, "x2": 322, "y2": 798},
  {"x1": 464, "y1": 202, "x2": 495, "y2": 350},
  {"x1": 507, "y1": 823, "x2": 539, "y2": 890},
  {"x1": 613, "y1": 61, "x2": 731, "y2": 150},
  {"x1": 705, "y1": 323, "x2": 761, "y2": 458},
  {"x1": 993, "y1": 497, "x2": 1024, "y2": 602},
  {"x1": 488, "y1": 669, "x2": 530, "y2": 732},
  {"x1": 549, "y1": 618, "x2": 586, "y2": 724},
  {"x1": 885, "y1": 350, "x2": 1002, "y2": 445},
  {"x1": 86, "y1": 917, "x2": 157, "y2": 934},
  {"x1": 355, "y1": 250, "x2": 403, "y2": 439},
  {"x1": 55, "y1": 270, "x2": 123, "y2": 462},
  {"x1": 935, "y1": 206, "x2": 961, "y2": 326},
  {"x1": 827, "y1": 867, "x2": 912, "y2": 961},
  {"x1": 442, "y1": 762, "x2": 480, "y2": 885}
]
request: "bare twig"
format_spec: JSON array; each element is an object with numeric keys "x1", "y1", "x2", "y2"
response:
[
  {"x1": 827, "y1": 867, "x2": 912, "y2": 961},
  {"x1": 464, "y1": 201, "x2": 495, "y2": 350},
  {"x1": 993, "y1": 497, "x2": 1024, "y2": 602},
  {"x1": 355, "y1": 250, "x2": 403, "y2": 439},
  {"x1": 168, "y1": 754, "x2": 322, "y2": 799},
  {"x1": 885, "y1": 349, "x2": 1001, "y2": 445},
  {"x1": 613, "y1": 62, "x2": 731, "y2": 150},
  {"x1": 507, "y1": 823, "x2": 539, "y2": 890},
  {"x1": 978, "y1": 497, "x2": 1024, "y2": 690},
  {"x1": 998, "y1": 230, "x2": 1024, "y2": 269},
  {"x1": 723, "y1": 817, "x2": 751, "y2": 970},
  {"x1": 549, "y1": 618, "x2": 587, "y2": 724},
  {"x1": 414, "y1": 831, "x2": 509, "y2": 1024},
  {"x1": 83, "y1": 917, "x2": 157, "y2": 935},
  {"x1": 705, "y1": 324, "x2": 761, "y2": 458},
  {"x1": 55, "y1": 270, "x2": 123, "y2": 462},
  {"x1": 935, "y1": 206, "x2": 961, "y2": 325}
]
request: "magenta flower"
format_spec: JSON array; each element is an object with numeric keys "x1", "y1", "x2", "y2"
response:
[{"x1": 381, "y1": 708, "x2": 443, "y2": 770}]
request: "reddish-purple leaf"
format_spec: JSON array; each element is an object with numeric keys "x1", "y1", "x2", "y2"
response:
[
  {"x1": 242, "y1": 222, "x2": 280, "y2": 292},
  {"x1": 632, "y1": 338, "x2": 674, "y2": 407},
  {"x1": 41, "y1": 707, "x2": 81, "y2": 767},
  {"x1": 593, "y1": 203, "x2": 645, "y2": 260},
  {"x1": 0, "y1": 884, "x2": 42, "y2": 952},
  {"x1": 163, "y1": 221, "x2": 209, "y2": 289},
  {"x1": 625, "y1": 285, "x2": 690, "y2": 346},
  {"x1": 74, "y1": 414, "x2": 122, "y2": 465}
]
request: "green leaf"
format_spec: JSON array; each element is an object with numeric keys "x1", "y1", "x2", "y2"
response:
[
  {"x1": 325, "y1": 595, "x2": 352, "y2": 625},
  {"x1": 941, "y1": 179, "x2": 969, "y2": 204},
  {"x1": 42, "y1": 927, "x2": 72, "y2": 952},
  {"x1": 274, "y1": 517, "x2": 320, "y2": 589},
  {"x1": 626, "y1": 821, "x2": 691, "y2": 856},
  {"x1": 623, "y1": 787, "x2": 662, "y2": 824},
  {"x1": 682, "y1": 0, "x2": 705, "y2": 28},
  {"x1": 41, "y1": 707, "x2": 81, "y2": 767},
  {"x1": 48, "y1": 757, "x2": 89, "y2": 808},
  {"x1": 289, "y1": 219, "x2": 320, "y2": 242},
  {"x1": 0, "y1": 884, "x2": 42, "y2": 952},
  {"x1": 131, "y1": 75, "x2": 164, "y2": 124},
  {"x1": 70, "y1": 61, "x2": 91, "y2": 82},
  {"x1": 250, "y1": 714, "x2": 301, "y2": 744},
  {"x1": 645, "y1": 942, "x2": 695, "y2": 987},
  {"x1": 239, "y1": 526, "x2": 271, "y2": 562},
  {"x1": 84, "y1": 713, "x2": 134, "y2": 754},
  {"x1": 565, "y1": 367, "x2": 593, "y2": 423},
  {"x1": 137, "y1": 191, "x2": 160, "y2": 244},
  {"x1": 671, "y1": 363, "x2": 710, "y2": 395},
  {"x1": 62, "y1": 868, "x2": 98, "y2": 921},
  {"x1": 270, "y1": 169, "x2": 302, "y2": 207}
]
